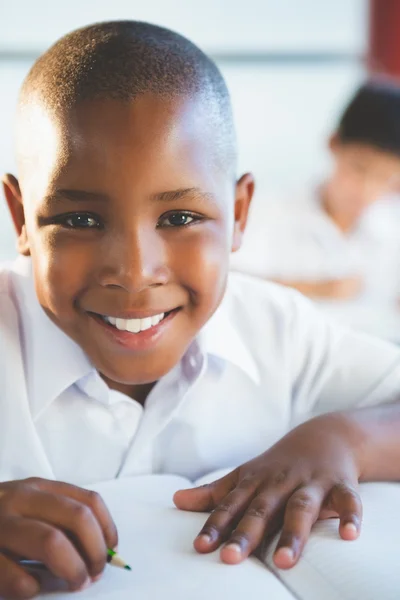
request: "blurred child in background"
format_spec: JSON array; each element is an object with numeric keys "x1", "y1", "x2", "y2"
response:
[{"x1": 231, "y1": 80, "x2": 400, "y2": 309}]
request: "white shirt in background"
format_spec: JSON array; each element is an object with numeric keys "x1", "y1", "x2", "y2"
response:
[
  {"x1": 1, "y1": 257, "x2": 400, "y2": 486},
  {"x1": 231, "y1": 188, "x2": 400, "y2": 338}
]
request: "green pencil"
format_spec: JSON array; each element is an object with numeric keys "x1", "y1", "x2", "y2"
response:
[{"x1": 107, "y1": 548, "x2": 132, "y2": 571}]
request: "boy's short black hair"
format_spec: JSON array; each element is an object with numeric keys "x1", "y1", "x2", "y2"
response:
[
  {"x1": 337, "y1": 79, "x2": 400, "y2": 156},
  {"x1": 18, "y1": 20, "x2": 236, "y2": 171}
]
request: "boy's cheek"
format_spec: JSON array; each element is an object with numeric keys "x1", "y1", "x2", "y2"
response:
[
  {"x1": 31, "y1": 246, "x2": 90, "y2": 315},
  {"x1": 189, "y1": 225, "x2": 231, "y2": 272},
  {"x1": 188, "y1": 246, "x2": 229, "y2": 307}
]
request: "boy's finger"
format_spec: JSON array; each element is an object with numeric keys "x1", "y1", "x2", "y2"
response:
[
  {"x1": 191, "y1": 477, "x2": 260, "y2": 553},
  {"x1": 0, "y1": 553, "x2": 40, "y2": 600},
  {"x1": 329, "y1": 482, "x2": 362, "y2": 540},
  {"x1": 12, "y1": 490, "x2": 107, "y2": 578},
  {"x1": 0, "y1": 516, "x2": 90, "y2": 591},
  {"x1": 23, "y1": 479, "x2": 118, "y2": 550},
  {"x1": 273, "y1": 485, "x2": 324, "y2": 570},
  {"x1": 173, "y1": 469, "x2": 238, "y2": 512},
  {"x1": 219, "y1": 491, "x2": 283, "y2": 564}
]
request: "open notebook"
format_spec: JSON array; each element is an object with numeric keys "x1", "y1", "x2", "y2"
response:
[{"x1": 32, "y1": 471, "x2": 400, "y2": 600}]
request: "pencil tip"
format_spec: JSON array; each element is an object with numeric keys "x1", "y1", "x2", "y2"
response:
[{"x1": 124, "y1": 565, "x2": 132, "y2": 571}]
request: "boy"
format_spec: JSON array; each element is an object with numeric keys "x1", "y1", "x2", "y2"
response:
[
  {"x1": 1, "y1": 20, "x2": 400, "y2": 599},
  {"x1": 231, "y1": 80, "x2": 400, "y2": 305}
]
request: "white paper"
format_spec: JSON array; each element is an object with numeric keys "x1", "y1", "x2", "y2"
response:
[
  {"x1": 35, "y1": 474, "x2": 294, "y2": 600},
  {"x1": 263, "y1": 482, "x2": 400, "y2": 600}
]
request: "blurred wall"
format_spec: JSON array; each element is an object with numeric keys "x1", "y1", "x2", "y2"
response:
[{"x1": 0, "y1": 0, "x2": 368, "y2": 259}]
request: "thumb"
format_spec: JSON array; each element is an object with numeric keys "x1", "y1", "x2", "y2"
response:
[{"x1": 173, "y1": 470, "x2": 237, "y2": 512}]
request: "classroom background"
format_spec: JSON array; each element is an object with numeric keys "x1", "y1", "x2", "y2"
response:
[
  {"x1": 0, "y1": 0, "x2": 370, "y2": 258},
  {"x1": 1, "y1": 0, "x2": 400, "y2": 338}
]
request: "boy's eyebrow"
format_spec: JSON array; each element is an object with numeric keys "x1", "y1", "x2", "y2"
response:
[
  {"x1": 44, "y1": 187, "x2": 216, "y2": 205},
  {"x1": 43, "y1": 190, "x2": 109, "y2": 204},
  {"x1": 151, "y1": 187, "x2": 216, "y2": 203}
]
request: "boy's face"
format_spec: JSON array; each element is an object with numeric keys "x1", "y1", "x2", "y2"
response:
[
  {"x1": 4, "y1": 96, "x2": 253, "y2": 390},
  {"x1": 328, "y1": 136, "x2": 400, "y2": 219}
]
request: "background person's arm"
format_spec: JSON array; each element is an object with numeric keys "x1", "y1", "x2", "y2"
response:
[{"x1": 271, "y1": 276, "x2": 363, "y2": 299}]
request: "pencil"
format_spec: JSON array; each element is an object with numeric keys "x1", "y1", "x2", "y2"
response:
[
  {"x1": 20, "y1": 548, "x2": 132, "y2": 572},
  {"x1": 107, "y1": 548, "x2": 132, "y2": 571}
]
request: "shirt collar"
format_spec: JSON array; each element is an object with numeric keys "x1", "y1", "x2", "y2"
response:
[
  {"x1": 11, "y1": 258, "x2": 260, "y2": 418},
  {"x1": 11, "y1": 257, "x2": 94, "y2": 419},
  {"x1": 197, "y1": 285, "x2": 260, "y2": 384}
]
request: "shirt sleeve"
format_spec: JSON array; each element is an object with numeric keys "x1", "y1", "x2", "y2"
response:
[{"x1": 289, "y1": 291, "x2": 400, "y2": 419}]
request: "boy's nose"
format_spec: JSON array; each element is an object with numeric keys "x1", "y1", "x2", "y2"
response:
[{"x1": 96, "y1": 228, "x2": 169, "y2": 293}]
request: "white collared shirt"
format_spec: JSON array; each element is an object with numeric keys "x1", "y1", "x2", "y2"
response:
[{"x1": 1, "y1": 257, "x2": 400, "y2": 486}]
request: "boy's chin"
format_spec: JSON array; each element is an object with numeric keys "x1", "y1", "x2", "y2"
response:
[{"x1": 95, "y1": 355, "x2": 178, "y2": 392}]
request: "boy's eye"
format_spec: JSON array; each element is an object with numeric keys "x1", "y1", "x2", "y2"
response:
[
  {"x1": 158, "y1": 211, "x2": 201, "y2": 228},
  {"x1": 60, "y1": 213, "x2": 101, "y2": 229}
]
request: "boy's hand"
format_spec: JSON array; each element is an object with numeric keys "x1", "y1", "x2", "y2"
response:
[
  {"x1": 0, "y1": 478, "x2": 118, "y2": 599},
  {"x1": 174, "y1": 414, "x2": 362, "y2": 569}
]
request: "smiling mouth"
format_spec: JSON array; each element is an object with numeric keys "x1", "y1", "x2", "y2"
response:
[{"x1": 90, "y1": 309, "x2": 177, "y2": 334}]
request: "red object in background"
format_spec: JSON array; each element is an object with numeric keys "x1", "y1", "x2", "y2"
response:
[{"x1": 369, "y1": 0, "x2": 400, "y2": 76}]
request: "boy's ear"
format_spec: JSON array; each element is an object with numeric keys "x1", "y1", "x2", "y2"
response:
[
  {"x1": 2, "y1": 174, "x2": 30, "y2": 256},
  {"x1": 328, "y1": 132, "x2": 340, "y2": 153},
  {"x1": 231, "y1": 172, "x2": 254, "y2": 253}
]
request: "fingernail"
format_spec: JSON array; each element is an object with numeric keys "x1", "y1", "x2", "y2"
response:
[
  {"x1": 276, "y1": 547, "x2": 294, "y2": 562},
  {"x1": 77, "y1": 577, "x2": 91, "y2": 591},
  {"x1": 223, "y1": 543, "x2": 242, "y2": 556},
  {"x1": 196, "y1": 533, "x2": 212, "y2": 544},
  {"x1": 343, "y1": 522, "x2": 358, "y2": 535}
]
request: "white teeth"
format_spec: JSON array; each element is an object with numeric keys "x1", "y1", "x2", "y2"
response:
[
  {"x1": 104, "y1": 312, "x2": 165, "y2": 333},
  {"x1": 116, "y1": 318, "x2": 126, "y2": 331},
  {"x1": 151, "y1": 315, "x2": 160, "y2": 326},
  {"x1": 126, "y1": 319, "x2": 141, "y2": 334},
  {"x1": 140, "y1": 317, "x2": 152, "y2": 331}
]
